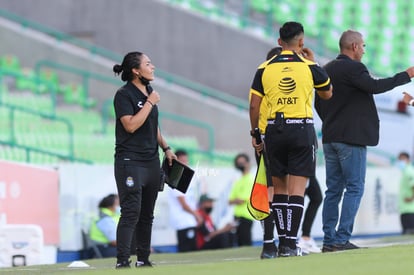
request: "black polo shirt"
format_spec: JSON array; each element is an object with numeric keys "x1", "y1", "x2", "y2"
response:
[{"x1": 113, "y1": 81, "x2": 159, "y2": 162}]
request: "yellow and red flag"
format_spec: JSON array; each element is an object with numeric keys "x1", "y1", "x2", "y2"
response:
[{"x1": 247, "y1": 153, "x2": 270, "y2": 220}]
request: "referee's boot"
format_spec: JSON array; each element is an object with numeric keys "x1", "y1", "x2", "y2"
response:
[
  {"x1": 115, "y1": 260, "x2": 131, "y2": 269},
  {"x1": 260, "y1": 242, "x2": 278, "y2": 259}
]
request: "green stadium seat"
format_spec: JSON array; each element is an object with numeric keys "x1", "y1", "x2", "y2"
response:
[
  {"x1": 271, "y1": 2, "x2": 296, "y2": 25},
  {"x1": 251, "y1": 0, "x2": 272, "y2": 14},
  {"x1": 324, "y1": 29, "x2": 341, "y2": 53},
  {"x1": 15, "y1": 68, "x2": 38, "y2": 92},
  {"x1": 166, "y1": 0, "x2": 414, "y2": 78},
  {"x1": 61, "y1": 83, "x2": 83, "y2": 104},
  {"x1": 0, "y1": 55, "x2": 21, "y2": 73},
  {"x1": 37, "y1": 69, "x2": 60, "y2": 94},
  {"x1": 302, "y1": 1, "x2": 328, "y2": 37},
  {"x1": 0, "y1": 79, "x2": 8, "y2": 101},
  {"x1": 60, "y1": 83, "x2": 96, "y2": 109}
]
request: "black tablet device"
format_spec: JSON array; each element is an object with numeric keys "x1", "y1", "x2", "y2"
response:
[{"x1": 162, "y1": 158, "x2": 195, "y2": 193}]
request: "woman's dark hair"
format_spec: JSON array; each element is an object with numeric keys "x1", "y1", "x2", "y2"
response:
[
  {"x1": 98, "y1": 194, "x2": 117, "y2": 208},
  {"x1": 113, "y1": 52, "x2": 143, "y2": 82}
]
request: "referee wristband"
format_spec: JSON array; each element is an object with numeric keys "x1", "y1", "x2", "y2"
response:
[
  {"x1": 146, "y1": 100, "x2": 154, "y2": 107},
  {"x1": 409, "y1": 99, "x2": 414, "y2": 106},
  {"x1": 162, "y1": 146, "x2": 171, "y2": 152}
]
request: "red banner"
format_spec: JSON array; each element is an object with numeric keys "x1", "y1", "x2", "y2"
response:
[{"x1": 0, "y1": 161, "x2": 59, "y2": 245}]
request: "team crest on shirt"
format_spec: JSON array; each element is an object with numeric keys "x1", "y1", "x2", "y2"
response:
[
  {"x1": 126, "y1": 176, "x2": 134, "y2": 187},
  {"x1": 137, "y1": 101, "x2": 144, "y2": 108}
]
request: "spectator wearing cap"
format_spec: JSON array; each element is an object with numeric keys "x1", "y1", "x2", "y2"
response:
[{"x1": 195, "y1": 194, "x2": 236, "y2": 250}]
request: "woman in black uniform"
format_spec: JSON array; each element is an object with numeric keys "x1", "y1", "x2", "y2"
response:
[{"x1": 113, "y1": 52, "x2": 175, "y2": 268}]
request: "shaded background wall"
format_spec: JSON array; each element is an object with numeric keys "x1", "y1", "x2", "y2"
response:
[{"x1": 0, "y1": 0, "x2": 275, "y2": 98}]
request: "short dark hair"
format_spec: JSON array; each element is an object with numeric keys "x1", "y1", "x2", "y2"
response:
[
  {"x1": 175, "y1": 149, "x2": 188, "y2": 158},
  {"x1": 279, "y1": 22, "x2": 304, "y2": 44},
  {"x1": 234, "y1": 153, "x2": 250, "y2": 167},
  {"x1": 98, "y1": 194, "x2": 117, "y2": 208},
  {"x1": 266, "y1": 46, "x2": 282, "y2": 60},
  {"x1": 113, "y1": 52, "x2": 144, "y2": 82},
  {"x1": 399, "y1": 152, "x2": 410, "y2": 160}
]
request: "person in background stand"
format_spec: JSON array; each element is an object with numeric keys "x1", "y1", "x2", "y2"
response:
[
  {"x1": 396, "y1": 152, "x2": 414, "y2": 234},
  {"x1": 229, "y1": 153, "x2": 255, "y2": 247},
  {"x1": 112, "y1": 51, "x2": 176, "y2": 268},
  {"x1": 168, "y1": 149, "x2": 202, "y2": 252},
  {"x1": 196, "y1": 194, "x2": 235, "y2": 250},
  {"x1": 89, "y1": 194, "x2": 120, "y2": 258}
]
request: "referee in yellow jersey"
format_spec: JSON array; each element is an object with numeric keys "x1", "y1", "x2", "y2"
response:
[
  {"x1": 249, "y1": 21, "x2": 332, "y2": 257},
  {"x1": 255, "y1": 46, "x2": 281, "y2": 259}
]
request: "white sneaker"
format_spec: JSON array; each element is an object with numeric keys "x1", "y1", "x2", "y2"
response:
[{"x1": 298, "y1": 237, "x2": 321, "y2": 253}]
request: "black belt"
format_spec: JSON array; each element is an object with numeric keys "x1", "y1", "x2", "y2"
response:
[{"x1": 267, "y1": 118, "x2": 313, "y2": 125}]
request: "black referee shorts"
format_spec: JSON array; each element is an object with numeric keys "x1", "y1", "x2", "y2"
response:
[{"x1": 265, "y1": 123, "x2": 317, "y2": 178}]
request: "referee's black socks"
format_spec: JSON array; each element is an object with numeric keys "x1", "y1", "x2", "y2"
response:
[
  {"x1": 285, "y1": 195, "x2": 304, "y2": 249},
  {"x1": 272, "y1": 194, "x2": 288, "y2": 247},
  {"x1": 263, "y1": 202, "x2": 275, "y2": 244}
]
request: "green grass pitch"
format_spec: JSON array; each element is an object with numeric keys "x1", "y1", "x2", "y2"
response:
[{"x1": 2, "y1": 236, "x2": 414, "y2": 275}]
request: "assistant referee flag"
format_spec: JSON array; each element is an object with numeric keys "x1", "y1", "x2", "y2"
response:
[{"x1": 247, "y1": 153, "x2": 270, "y2": 220}]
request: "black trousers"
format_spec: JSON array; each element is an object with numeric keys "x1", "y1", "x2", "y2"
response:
[
  {"x1": 201, "y1": 232, "x2": 232, "y2": 250},
  {"x1": 176, "y1": 227, "x2": 197, "y2": 252},
  {"x1": 302, "y1": 176, "x2": 323, "y2": 237},
  {"x1": 114, "y1": 159, "x2": 160, "y2": 262},
  {"x1": 401, "y1": 213, "x2": 414, "y2": 234},
  {"x1": 235, "y1": 217, "x2": 253, "y2": 246},
  {"x1": 97, "y1": 244, "x2": 117, "y2": 258}
]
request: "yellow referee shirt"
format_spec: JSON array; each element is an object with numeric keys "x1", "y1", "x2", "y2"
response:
[{"x1": 249, "y1": 50, "x2": 331, "y2": 121}]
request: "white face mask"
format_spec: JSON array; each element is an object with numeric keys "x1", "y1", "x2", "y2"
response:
[
  {"x1": 397, "y1": 160, "x2": 407, "y2": 170},
  {"x1": 115, "y1": 206, "x2": 121, "y2": 215}
]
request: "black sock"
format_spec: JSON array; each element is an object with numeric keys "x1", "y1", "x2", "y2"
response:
[
  {"x1": 285, "y1": 195, "x2": 304, "y2": 249},
  {"x1": 263, "y1": 202, "x2": 275, "y2": 246},
  {"x1": 272, "y1": 194, "x2": 288, "y2": 247}
]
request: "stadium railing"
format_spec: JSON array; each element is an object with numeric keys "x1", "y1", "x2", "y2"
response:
[
  {"x1": 0, "y1": 68, "x2": 58, "y2": 115},
  {"x1": 0, "y1": 101, "x2": 91, "y2": 164},
  {"x1": 34, "y1": 59, "x2": 121, "y2": 108},
  {"x1": 34, "y1": 60, "x2": 238, "y2": 163},
  {"x1": 1, "y1": 61, "x2": 234, "y2": 165},
  {"x1": 0, "y1": 8, "x2": 245, "y2": 165},
  {"x1": 0, "y1": 8, "x2": 249, "y2": 111},
  {"x1": 33, "y1": 61, "x2": 217, "y2": 151}
]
